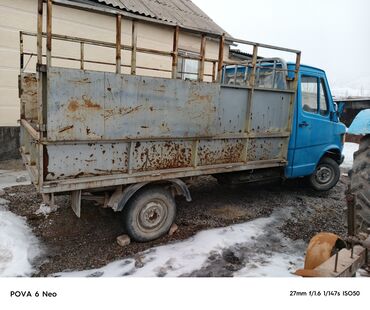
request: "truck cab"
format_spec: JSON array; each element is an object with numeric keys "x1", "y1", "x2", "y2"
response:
[{"x1": 286, "y1": 64, "x2": 346, "y2": 190}]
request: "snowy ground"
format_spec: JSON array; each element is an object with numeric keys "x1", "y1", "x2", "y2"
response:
[
  {"x1": 0, "y1": 143, "x2": 359, "y2": 277},
  {"x1": 0, "y1": 170, "x2": 30, "y2": 190},
  {"x1": 56, "y1": 208, "x2": 305, "y2": 277},
  {"x1": 0, "y1": 198, "x2": 42, "y2": 277},
  {"x1": 341, "y1": 142, "x2": 359, "y2": 170}
]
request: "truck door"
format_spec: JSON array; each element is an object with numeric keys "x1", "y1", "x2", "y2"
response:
[{"x1": 290, "y1": 72, "x2": 335, "y2": 177}]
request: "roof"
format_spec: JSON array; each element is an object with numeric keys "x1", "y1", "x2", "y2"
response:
[{"x1": 77, "y1": 0, "x2": 229, "y2": 36}]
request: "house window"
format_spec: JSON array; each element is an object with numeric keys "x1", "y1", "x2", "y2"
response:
[{"x1": 177, "y1": 50, "x2": 199, "y2": 81}]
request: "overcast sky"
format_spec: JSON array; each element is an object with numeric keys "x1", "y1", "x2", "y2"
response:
[{"x1": 193, "y1": 0, "x2": 370, "y2": 93}]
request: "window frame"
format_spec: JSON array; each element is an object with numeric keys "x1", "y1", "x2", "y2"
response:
[
  {"x1": 318, "y1": 78, "x2": 329, "y2": 116},
  {"x1": 300, "y1": 74, "x2": 330, "y2": 118},
  {"x1": 177, "y1": 49, "x2": 200, "y2": 81},
  {"x1": 301, "y1": 75, "x2": 319, "y2": 115}
]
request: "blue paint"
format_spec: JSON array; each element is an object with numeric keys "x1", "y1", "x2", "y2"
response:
[
  {"x1": 347, "y1": 109, "x2": 370, "y2": 135},
  {"x1": 223, "y1": 62, "x2": 346, "y2": 179},
  {"x1": 286, "y1": 64, "x2": 346, "y2": 178}
]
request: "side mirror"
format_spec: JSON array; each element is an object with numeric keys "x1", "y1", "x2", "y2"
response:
[
  {"x1": 333, "y1": 102, "x2": 338, "y2": 113},
  {"x1": 331, "y1": 103, "x2": 340, "y2": 121}
]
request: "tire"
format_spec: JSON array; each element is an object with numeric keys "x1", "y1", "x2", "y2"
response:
[
  {"x1": 308, "y1": 157, "x2": 340, "y2": 191},
  {"x1": 123, "y1": 186, "x2": 176, "y2": 242},
  {"x1": 349, "y1": 135, "x2": 370, "y2": 234}
]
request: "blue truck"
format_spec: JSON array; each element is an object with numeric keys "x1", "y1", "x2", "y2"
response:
[
  {"x1": 221, "y1": 60, "x2": 346, "y2": 191},
  {"x1": 20, "y1": 2, "x2": 347, "y2": 242}
]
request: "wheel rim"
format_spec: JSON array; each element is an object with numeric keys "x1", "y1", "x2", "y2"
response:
[
  {"x1": 137, "y1": 199, "x2": 168, "y2": 232},
  {"x1": 315, "y1": 164, "x2": 334, "y2": 185}
]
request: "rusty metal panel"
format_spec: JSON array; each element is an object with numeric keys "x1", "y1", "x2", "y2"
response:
[
  {"x1": 246, "y1": 138, "x2": 284, "y2": 162},
  {"x1": 250, "y1": 90, "x2": 291, "y2": 133},
  {"x1": 218, "y1": 87, "x2": 248, "y2": 134},
  {"x1": 47, "y1": 68, "x2": 105, "y2": 141},
  {"x1": 20, "y1": 73, "x2": 38, "y2": 122},
  {"x1": 104, "y1": 72, "x2": 220, "y2": 138},
  {"x1": 198, "y1": 139, "x2": 244, "y2": 166},
  {"x1": 45, "y1": 142, "x2": 129, "y2": 180},
  {"x1": 47, "y1": 67, "x2": 221, "y2": 141},
  {"x1": 131, "y1": 140, "x2": 193, "y2": 172}
]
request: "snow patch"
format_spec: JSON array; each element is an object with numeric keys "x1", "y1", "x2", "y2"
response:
[
  {"x1": 342, "y1": 142, "x2": 359, "y2": 169},
  {"x1": 0, "y1": 170, "x2": 30, "y2": 190},
  {"x1": 35, "y1": 203, "x2": 58, "y2": 217},
  {"x1": 0, "y1": 203, "x2": 42, "y2": 277},
  {"x1": 55, "y1": 208, "x2": 305, "y2": 278}
]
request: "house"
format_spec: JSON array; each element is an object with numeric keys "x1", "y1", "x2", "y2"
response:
[{"x1": 0, "y1": 0, "x2": 232, "y2": 128}]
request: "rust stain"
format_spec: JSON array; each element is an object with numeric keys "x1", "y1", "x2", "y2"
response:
[
  {"x1": 68, "y1": 100, "x2": 79, "y2": 112},
  {"x1": 69, "y1": 78, "x2": 91, "y2": 84},
  {"x1": 58, "y1": 125, "x2": 74, "y2": 133},
  {"x1": 83, "y1": 96, "x2": 101, "y2": 109},
  {"x1": 198, "y1": 140, "x2": 244, "y2": 165},
  {"x1": 133, "y1": 142, "x2": 192, "y2": 172}
]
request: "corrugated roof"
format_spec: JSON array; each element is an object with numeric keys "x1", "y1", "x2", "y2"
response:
[{"x1": 84, "y1": 0, "x2": 228, "y2": 36}]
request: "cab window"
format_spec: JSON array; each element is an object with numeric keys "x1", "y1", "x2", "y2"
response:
[{"x1": 301, "y1": 76, "x2": 318, "y2": 114}]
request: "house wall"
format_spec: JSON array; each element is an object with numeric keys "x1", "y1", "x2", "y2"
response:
[{"x1": 0, "y1": 0, "x2": 229, "y2": 126}]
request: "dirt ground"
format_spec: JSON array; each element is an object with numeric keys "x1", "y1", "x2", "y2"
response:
[{"x1": 1, "y1": 166, "x2": 349, "y2": 276}]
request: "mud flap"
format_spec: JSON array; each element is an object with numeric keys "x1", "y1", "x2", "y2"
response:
[{"x1": 71, "y1": 190, "x2": 81, "y2": 217}]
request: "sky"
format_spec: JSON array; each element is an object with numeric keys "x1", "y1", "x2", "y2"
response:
[{"x1": 193, "y1": 0, "x2": 370, "y2": 96}]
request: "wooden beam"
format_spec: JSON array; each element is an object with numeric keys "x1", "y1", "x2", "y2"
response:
[
  {"x1": 198, "y1": 34, "x2": 206, "y2": 81},
  {"x1": 131, "y1": 20, "x2": 137, "y2": 75},
  {"x1": 46, "y1": 0, "x2": 52, "y2": 67},
  {"x1": 116, "y1": 14, "x2": 122, "y2": 74},
  {"x1": 216, "y1": 34, "x2": 225, "y2": 82},
  {"x1": 80, "y1": 42, "x2": 84, "y2": 70},
  {"x1": 171, "y1": 26, "x2": 179, "y2": 79},
  {"x1": 312, "y1": 246, "x2": 366, "y2": 277},
  {"x1": 37, "y1": 0, "x2": 44, "y2": 66}
]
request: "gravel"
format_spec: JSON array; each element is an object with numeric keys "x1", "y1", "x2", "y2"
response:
[{"x1": 1, "y1": 173, "x2": 349, "y2": 276}]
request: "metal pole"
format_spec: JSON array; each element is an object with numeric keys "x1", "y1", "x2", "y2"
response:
[
  {"x1": 46, "y1": 0, "x2": 52, "y2": 67},
  {"x1": 37, "y1": 0, "x2": 43, "y2": 66},
  {"x1": 131, "y1": 20, "x2": 137, "y2": 75},
  {"x1": 216, "y1": 34, "x2": 225, "y2": 82},
  {"x1": 116, "y1": 14, "x2": 122, "y2": 74},
  {"x1": 172, "y1": 26, "x2": 179, "y2": 79},
  {"x1": 198, "y1": 34, "x2": 206, "y2": 81}
]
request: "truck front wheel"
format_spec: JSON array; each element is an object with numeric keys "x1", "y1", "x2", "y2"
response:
[
  {"x1": 123, "y1": 186, "x2": 176, "y2": 242},
  {"x1": 308, "y1": 157, "x2": 340, "y2": 191}
]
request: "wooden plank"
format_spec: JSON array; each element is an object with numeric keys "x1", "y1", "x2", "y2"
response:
[
  {"x1": 131, "y1": 21, "x2": 137, "y2": 75},
  {"x1": 116, "y1": 14, "x2": 122, "y2": 74},
  {"x1": 80, "y1": 42, "x2": 84, "y2": 70},
  {"x1": 37, "y1": 0, "x2": 43, "y2": 65},
  {"x1": 171, "y1": 26, "x2": 179, "y2": 79},
  {"x1": 46, "y1": 0, "x2": 52, "y2": 67},
  {"x1": 198, "y1": 34, "x2": 206, "y2": 81},
  {"x1": 313, "y1": 246, "x2": 366, "y2": 277},
  {"x1": 216, "y1": 34, "x2": 225, "y2": 82}
]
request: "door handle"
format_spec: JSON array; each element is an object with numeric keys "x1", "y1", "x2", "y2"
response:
[{"x1": 299, "y1": 121, "x2": 309, "y2": 128}]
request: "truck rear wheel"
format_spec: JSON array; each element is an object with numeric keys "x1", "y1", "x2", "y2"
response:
[
  {"x1": 123, "y1": 186, "x2": 176, "y2": 242},
  {"x1": 349, "y1": 136, "x2": 370, "y2": 234},
  {"x1": 308, "y1": 157, "x2": 340, "y2": 191}
]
